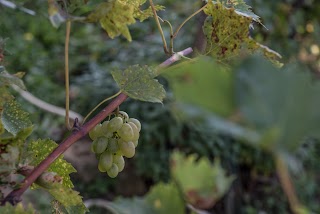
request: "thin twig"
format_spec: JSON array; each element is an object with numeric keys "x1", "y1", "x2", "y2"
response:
[
  {"x1": 82, "y1": 90, "x2": 122, "y2": 124},
  {"x1": 65, "y1": 20, "x2": 72, "y2": 130},
  {"x1": 2, "y1": 47, "x2": 193, "y2": 205},
  {"x1": 149, "y1": 0, "x2": 169, "y2": 54},
  {"x1": 11, "y1": 85, "x2": 83, "y2": 121},
  {"x1": 275, "y1": 154, "x2": 302, "y2": 214},
  {"x1": 172, "y1": 4, "x2": 208, "y2": 39}
]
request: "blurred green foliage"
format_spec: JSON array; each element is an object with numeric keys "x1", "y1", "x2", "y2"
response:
[{"x1": 1, "y1": 0, "x2": 320, "y2": 213}]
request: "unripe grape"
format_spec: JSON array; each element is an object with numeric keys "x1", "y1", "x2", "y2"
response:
[
  {"x1": 119, "y1": 111, "x2": 129, "y2": 122},
  {"x1": 98, "y1": 162, "x2": 107, "y2": 172},
  {"x1": 107, "y1": 117, "x2": 123, "y2": 132},
  {"x1": 107, "y1": 163, "x2": 119, "y2": 178},
  {"x1": 101, "y1": 121, "x2": 113, "y2": 138},
  {"x1": 89, "y1": 123, "x2": 104, "y2": 140},
  {"x1": 133, "y1": 140, "x2": 139, "y2": 147},
  {"x1": 117, "y1": 123, "x2": 134, "y2": 142},
  {"x1": 128, "y1": 122, "x2": 140, "y2": 141},
  {"x1": 99, "y1": 151, "x2": 113, "y2": 171},
  {"x1": 113, "y1": 154, "x2": 125, "y2": 172},
  {"x1": 119, "y1": 141, "x2": 135, "y2": 158},
  {"x1": 128, "y1": 118, "x2": 141, "y2": 132},
  {"x1": 106, "y1": 138, "x2": 119, "y2": 154},
  {"x1": 92, "y1": 137, "x2": 108, "y2": 154}
]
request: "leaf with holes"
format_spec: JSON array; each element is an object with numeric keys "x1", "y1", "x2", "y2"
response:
[
  {"x1": 26, "y1": 139, "x2": 76, "y2": 188},
  {"x1": 203, "y1": 2, "x2": 281, "y2": 64},
  {"x1": 112, "y1": 65, "x2": 165, "y2": 103}
]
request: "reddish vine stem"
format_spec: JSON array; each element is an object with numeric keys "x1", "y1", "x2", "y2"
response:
[{"x1": 2, "y1": 47, "x2": 193, "y2": 205}]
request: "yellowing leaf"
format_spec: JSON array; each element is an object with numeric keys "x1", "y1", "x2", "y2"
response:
[
  {"x1": 27, "y1": 139, "x2": 76, "y2": 188},
  {"x1": 87, "y1": 0, "x2": 164, "y2": 41},
  {"x1": 203, "y1": 2, "x2": 281, "y2": 63},
  {"x1": 111, "y1": 65, "x2": 166, "y2": 103}
]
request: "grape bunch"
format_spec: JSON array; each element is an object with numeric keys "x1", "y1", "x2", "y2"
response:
[{"x1": 88, "y1": 111, "x2": 141, "y2": 178}]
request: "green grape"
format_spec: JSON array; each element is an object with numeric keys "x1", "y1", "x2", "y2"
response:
[
  {"x1": 117, "y1": 123, "x2": 134, "y2": 142},
  {"x1": 113, "y1": 154, "x2": 125, "y2": 172},
  {"x1": 128, "y1": 118, "x2": 141, "y2": 132},
  {"x1": 107, "y1": 117, "x2": 123, "y2": 132},
  {"x1": 98, "y1": 162, "x2": 107, "y2": 172},
  {"x1": 133, "y1": 140, "x2": 139, "y2": 147},
  {"x1": 119, "y1": 111, "x2": 129, "y2": 122},
  {"x1": 101, "y1": 121, "x2": 113, "y2": 138},
  {"x1": 107, "y1": 163, "x2": 119, "y2": 178},
  {"x1": 128, "y1": 122, "x2": 140, "y2": 141},
  {"x1": 119, "y1": 141, "x2": 135, "y2": 158},
  {"x1": 106, "y1": 138, "x2": 119, "y2": 154},
  {"x1": 99, "y1": 151, "x2": 113, "y2": 171},
  {"x1": 92, "y1": 137, "x2": 108, "y2": 154},
  {"x1": 89, "y1": 123, "x2": 104, "y2": 140}
]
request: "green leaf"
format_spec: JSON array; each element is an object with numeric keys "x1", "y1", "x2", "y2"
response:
[
  {"x1": 26, "y1": 139, "x2": 76, "y2": 188},
  {"x1": 108, "y1": 197, "x2": 155, "y2": 214},
  {"x1": 111, "y1": 65, "x2": 166, "y2": 103},
  {"x1": 171, "y1": 152, "x2": 234, "y2": 209},
  {"x1": 0, "y1": 203, "x2": 36, "y2": 214},
  {"x1": 47, "y1": 185, "x2": 88, "y2": 214},
  {"x1": 164, "y1": 57, "x2": 235, "y2": 117},
  {"x1": 1, "y1": 100, "x2": 32, "y2": 137},
  {"x1": 145, "y1": 182, "x2": 185, "y2": 214},
  {"x1": 0, "y1": 87, "x2": 14, "y2": 110},
  {"x1": 235, "y1": 56, "x2": 320, "y2": 152},
  {"x1": 203, "y1": 2, "x2": 281, "y2": 63}
]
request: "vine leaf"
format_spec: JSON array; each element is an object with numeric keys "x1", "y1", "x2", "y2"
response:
[
  {"x1": 87, "y1": 0, "x2": 164, "y2": 41},
  {"x1": 171, "y1": 152, "x2": 234, "y2": 209},
  {"x1": 145, "y1": 182, "x2": 185, "y2": 214},
  {"x1": 47, "y1": 185, "x2": 88, "y2": 214},
  {"x1": 111, "y1": 65, "x2": 166, "y2": 103},
  {"x1": 26, "y1": 139, "x2": 76, "y2": 188},
  {"x1": 209, "y1": 0, "x2": 260, "y2": 23},
  {"x1": 203, "y1": 2, "x2": 281, "y2": 64},
  {"x1": 1, "y1": 100, "x2": 32, "y2": 137},
  {"x1": 0, "y1": 203, "x2": 36, "y2": 214},
  {"x1": 235, "y1": 56, "x2": 320, "y2": 153}
]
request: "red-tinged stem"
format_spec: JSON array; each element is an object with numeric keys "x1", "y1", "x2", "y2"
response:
[
  {"x1": 1, "y1": 47, "x2": 193, "y2": 205},
  {"x1": 2, "y1": 93, "x2": 128, "y2": 205}
]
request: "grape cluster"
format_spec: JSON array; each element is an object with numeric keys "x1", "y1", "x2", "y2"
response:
[{"x1": 88, "y1": 111, "x2": 141, "y2": 178}]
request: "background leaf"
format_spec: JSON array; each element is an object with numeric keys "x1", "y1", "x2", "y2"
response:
[
  {"x1": 112, "y1": 65, "x2": 165, "y2": 103},
  {"x1": 235, "y1": 56, "x2": 320, "y2": 152},
  {"x1": 145, "y1": 182, "x2": 185, "y2": 214},
  {"x1": 107, "y1": 197, "x2": 154, "y2": 214},
  {"x1": 171, "y1": 152, "x2": 234, "y2": 209},
  {"x1": 164, "y1": 57, "x2": 235, "y2": 117}
]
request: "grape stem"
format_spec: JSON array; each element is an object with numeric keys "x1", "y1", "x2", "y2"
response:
[{"x1": 1, "y1": 47, "x2": 193, "y2": 205}]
